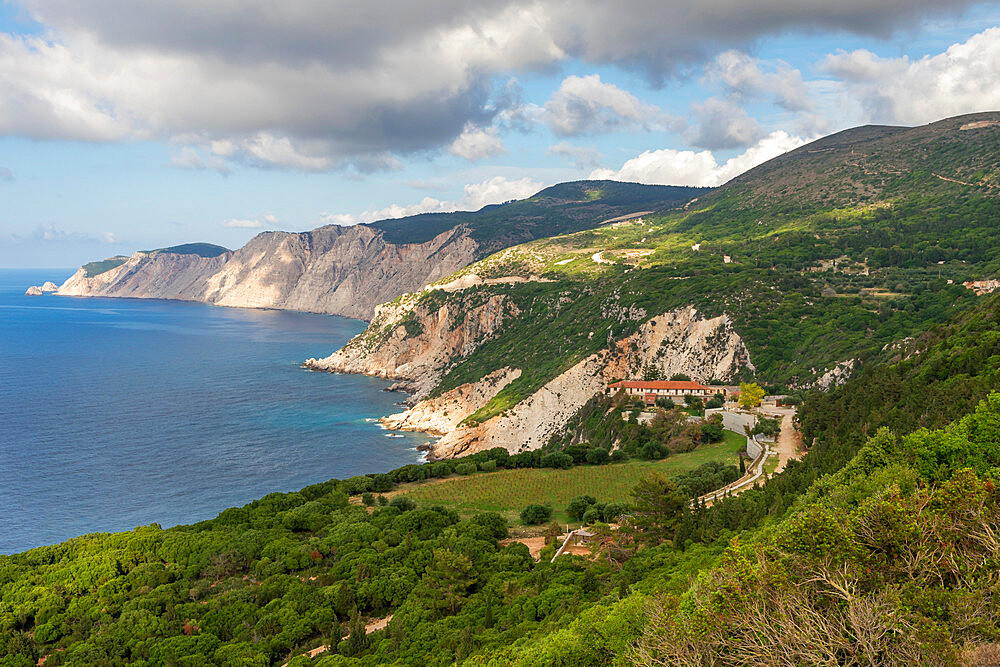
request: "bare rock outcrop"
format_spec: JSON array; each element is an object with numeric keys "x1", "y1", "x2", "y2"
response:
[
  {"x1": 25, "y1": 286, "x2": 43, "y2": 296},
  {"x1": 57, "y1": 225, "x2": 478, "y2": 321},
  {"x1": 317, "y1": 300, "x2": 754, "y2": 459},
  {"x1": 811, "y1": 358, "x2": 858, "y2": 389},
  {"x1": 304, "y1": 290, "x2": 519, "y2": 397}
]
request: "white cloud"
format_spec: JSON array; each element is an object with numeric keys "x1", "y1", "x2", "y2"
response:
[
  {"x1": 222, "y1": 218, "x2": 263, "y2": 229},
  {"x1": 0, "y1": 1, "x2": 982, "y2": 169},
  {"x1": 821, "y1": 26, "x2": 1000, "y2": 125},
  {"x1": 240, "y1": 134, "x2": 334, "y2": 171},
  {"x1": 448, "y1": 124, "x2": 507, "y2": 161},
  {"x1": 542, "y1": 74, "x2": 668, "y2": 136},
  {"x1": 319, "y1": 175, "x2": 546, "y2": 225},
  {"x1": 709, "y1": 50, "x2": 811, "y2": 111},
  {"x1": 589, "y1": 130, "x2": 808, "y2": 187},
  {"x1": 461, "y1": 175, "x2": 543, "y2": 209},
  {"x1": 687, "y1": 97, "x2": 762, "y2": 150}
]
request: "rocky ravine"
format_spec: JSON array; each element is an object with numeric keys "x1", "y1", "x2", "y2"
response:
[
  {"x1": 307, "y1": 301, "x2": 754, "y2": 459},
  {"x1": 57, "y1": 225, "x2": 478, "y2": 321}
]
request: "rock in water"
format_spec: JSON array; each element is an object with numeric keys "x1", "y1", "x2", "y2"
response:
[
  {"x1": 25, "y1": 286, "x2": 43, "y2": 296},
  {"x1": 39, "y1": 281, "x2": 59, "y2": 292}
]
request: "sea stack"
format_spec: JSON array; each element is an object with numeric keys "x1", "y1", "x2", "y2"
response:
[{"x1": 25, "y1": 286, "x2": 43, "y2": 296}]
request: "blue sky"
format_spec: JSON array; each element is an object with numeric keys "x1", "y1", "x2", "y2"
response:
[{"x1": 2, "y1": 0, "x2": 1000, "y2": 268}]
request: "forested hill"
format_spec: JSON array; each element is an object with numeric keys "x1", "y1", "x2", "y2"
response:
[
  {"x1": 718, "y1": 112, "x2": 1000, "y2": 208},
  {"x1": 369, "y1": 181, "x2": 706, "y2": 249}
]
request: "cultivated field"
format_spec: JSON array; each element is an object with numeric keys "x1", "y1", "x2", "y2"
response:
[{"x1": 395, "y1": 431, "x2": 746, "y2": 525}]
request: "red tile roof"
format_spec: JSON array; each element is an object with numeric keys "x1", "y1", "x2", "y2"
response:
[{"x1": 608, "y1": 380, "x2": 712, "y2": 391}]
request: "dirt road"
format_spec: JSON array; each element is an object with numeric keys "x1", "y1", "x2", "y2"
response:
[{"x1": 759, "y1": 405, "x2": 803, "y2": 474}]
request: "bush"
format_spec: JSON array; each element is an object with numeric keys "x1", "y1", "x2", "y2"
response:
[
  {"x1": 640, "y1": 442, "x2": 667, "y2": 460},
  {"x1": 702, "y1": 421, "x2": 724, "y2": 443},
  {"x1": 478, "y1": 460, "x2": 497, "y2": 473},
  {"x1": 566, "y1": 495, "x2": 597, "y2": 521},
  {"x1": 706, "y1": 394, "x2": 725, "y2": 409},
  {"x1": 582, "y1": 508, "x2": 600, "y2": 525},
  {"x1": 371, "y1": 474, "x2": 394, "y2": 492},
  {"x1": 610, "y1": 449, "x2": 629, "y2": 463},
  {"x1": 389, "y1": 497, "x2": 416, "y2": 512},
  {"x1": 585, "y1": 447, "x2": 610, "y2": 465},
  {"x1": 600, "y1": 502, "x2": 627, "y2": 522},
  {"x1": 377, "y1": 495, "x2": 388, "y2": 506},
  {"x1": 540, "y1": 452, "x2": 574, "y2": 469},
  {"x1": 520, "y1": 504, "x2": 552, "y2": 525},
  {"x1": 361, "y1": 493, "x2": 374, "y2": 506},
  {"x1": 344, "y1": 476, "x2": 373, "y2": 495},
  {"x1": 655, "y1": 397, "x2": 675, "y2": 409},
  {"x1": 455, "y1": 462, "x2": 477, "y2": 476},
  {"x1": 431, "y1": 462, "x2": 452, "y2": 478}
]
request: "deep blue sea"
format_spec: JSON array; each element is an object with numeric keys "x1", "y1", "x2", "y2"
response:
[{"x1": 0, "y1": 269, "x2": 429, "y2": 554}]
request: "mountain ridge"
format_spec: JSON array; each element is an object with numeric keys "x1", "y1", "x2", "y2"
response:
[{"x1": 56, "y1": 181, "x2": 704, "y2": 320}]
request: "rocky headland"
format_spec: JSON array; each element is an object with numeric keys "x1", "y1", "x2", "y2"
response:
[
  {"x1": 57, "y1": 226, "x2": 477, "y2": 320},
  {"x1": 306, "y1": 301, "x2": 753, "y2": 459}
]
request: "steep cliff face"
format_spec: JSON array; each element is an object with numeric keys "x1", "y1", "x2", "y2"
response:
[
  {"x1": 313, "y1": 300, "x2": 753, "y2": 458},
  {"x1": 304, "y1": 288, "x2": 520, "y2": 396},
  {"x1": 58, "y1": 250, "x2": 232, "y2": 300},
  {"x1": 58, "y1": 225, "x2": 478, "y2": 320}
]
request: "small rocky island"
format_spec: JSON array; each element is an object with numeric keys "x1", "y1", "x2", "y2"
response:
[{"x1": 25, "y1": 281, "x2": 59, "y2": 296}]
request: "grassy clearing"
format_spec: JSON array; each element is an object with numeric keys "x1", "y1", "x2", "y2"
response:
[{"x1": 396, "y1": 431, "x2": 747, "y2": 525}]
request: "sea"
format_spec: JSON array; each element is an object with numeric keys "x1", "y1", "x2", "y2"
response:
[{"x1": 0, "y1": 269, "x2": 431, "y2": 554}]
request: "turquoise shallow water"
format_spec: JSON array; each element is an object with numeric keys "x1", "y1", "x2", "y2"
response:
[{"x1": 0, "y1": 269, "x2": 429, "y2": 554}]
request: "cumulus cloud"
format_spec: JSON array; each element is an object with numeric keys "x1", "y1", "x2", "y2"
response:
[
  {"x1": 687, "y1": 97, "x2": 762, "y2": 150},
  {"x1": 448, "y1": 124, "x2": 507, "y2": 161},
  {"x1": 461, "y1": 175, "x2": 543, "y2": 209},
  {"x1": 0, "y1": 166, "x2": 13, "y2": 181},
  {"x1": 542, "y1": 74, "x2": 669, "y2": 136},
  {"x1": 589, "y1": 130, "x2": 808, "y2": 187},
  {"x1": 709, "y1": 50, "x2": 811, "y2": 111},
  {"x1": 320, "y1": 175, "x2": 545, "y2": 225},
  {"x1": 821, "y1": 26, "x2": 1000, "y2": 125},
  {"x1": 0, "y1": 0, "x2": 977, "y2": 169}
]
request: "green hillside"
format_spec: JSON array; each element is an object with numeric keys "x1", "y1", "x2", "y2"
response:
[
  {"x1": 4, "y1": 289, "x2": 1000, "y2": 665},
  {"x1": 369, "y1": 180, "x2": 707, "y2": 251},
  {"x1": 81, "y1": 256, "x2": 129, "y2": 277},
  {"x1": 152, "y1": 243, "x2": 231, "y2": 258},
  {"x1": 360, "y1": 113, "x2": 1000, "y2": 425}
]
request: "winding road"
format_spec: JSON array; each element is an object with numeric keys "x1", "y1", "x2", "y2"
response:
[{"x1": 695, "y1": 405, "x2": 803, "y2": 507}]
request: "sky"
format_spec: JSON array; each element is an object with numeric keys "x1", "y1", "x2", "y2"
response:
[{"x1": 2, "y1": 1, "x2": 1000, "y2": 268}]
